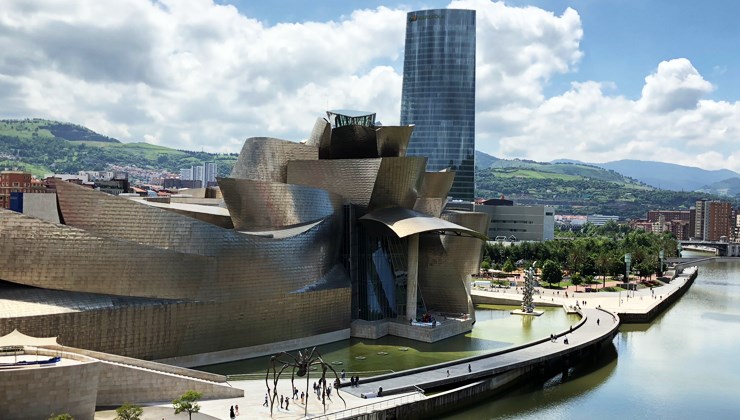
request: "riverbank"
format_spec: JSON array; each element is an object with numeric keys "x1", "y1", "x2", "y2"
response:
[
  {"x1": 473, "y1": 267, "x2": 698, "y2": 323},
  {"x1": 94, "y1": 268, "x2": 697, "y2": 419}
]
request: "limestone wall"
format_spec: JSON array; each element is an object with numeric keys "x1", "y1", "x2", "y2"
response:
[{"x1": 0, "y1": 361, "x2": 100, "y2": 420}]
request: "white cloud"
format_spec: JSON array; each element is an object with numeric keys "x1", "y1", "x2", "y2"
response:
[
  {"x1": 637, "y1": 58, "x2": 714, "y2": 113},
  {"x1": 1, "y1": 0, "x2": 740, "y2": 173}
]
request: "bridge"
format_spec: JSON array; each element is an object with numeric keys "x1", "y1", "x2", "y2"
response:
[{"x1": 679, "y1": 240, "x2": 740, "y2": 257}]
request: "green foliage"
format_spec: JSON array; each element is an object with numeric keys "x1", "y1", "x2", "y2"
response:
[
  {"x1": 115, "y1": 403, "x2": 143, "y2": 420},
  {"x1": 0, "y1": 119, "x2": 237, "y2": 177},
  {"x1": 484, "y1": 226, "x2": 675, "y2": 285},
  {"x1": 48, "y1": 415, "x2": 74, "y2": 420},
  {"x1": 502, "y1": 259, "x2": 516, "y2": 273},
  {"x1": 173, "y1": 390, "x2": 202, "y2": 420},
  {"x1": 541, "y1": 260, "x2": 563, "y2": 287},
  {"x1": 570, "y1": 272, "x2": 583, "y2": 291},
  {"x1": 476, "y1": 165, "x2": 738, "y2": 219}
]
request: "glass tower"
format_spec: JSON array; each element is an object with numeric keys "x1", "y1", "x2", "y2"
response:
[{"x1": 401, "y1": 9, "x2": 476, "y2": 201}]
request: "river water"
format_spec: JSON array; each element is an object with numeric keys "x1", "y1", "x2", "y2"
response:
[
  {"x1": 200, "y1": 256, "x2": 740, "y2": 419},
  {"x1": 444, "y1": 257, "x2": 740, "y2": 419}
]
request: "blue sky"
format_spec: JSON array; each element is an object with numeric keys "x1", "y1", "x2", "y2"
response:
[
  {"x1": 224, "y1": 0, "x2": 740, "y2": 101},
  {"x1": 2, "y1": 0, "x2": 739, "y2": 171}
]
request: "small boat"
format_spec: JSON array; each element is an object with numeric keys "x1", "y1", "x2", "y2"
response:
[
  {"x1": 354, "y1": 356, "x2": 366, "y2": 360},
  {"x1": 331, "y1": 361, "x2": 343, "y2": 365},
  {"x1": 398, "y1": 347, "x2": 409, "y2": 351},
  {"x1": 377, "y1": 351, "x2": 389, "y2": 356}
]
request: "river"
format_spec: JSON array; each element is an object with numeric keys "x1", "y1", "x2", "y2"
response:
[{"x1": 443, "y1": 256, "x2": 740, "y2": 419}]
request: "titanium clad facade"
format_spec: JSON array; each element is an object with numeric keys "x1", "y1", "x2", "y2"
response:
[
  {"x1": 218, "y1": 177, "x2": 342, "y2": 231},
  {"x1": 401, "y1": 9, "x2": 476, "y2": 202},
  {"x1": 0, "y1": 109, "x2": 488, "y2": 361},
  {"x1": 231, "y1": 137, "x2": 318, "y2": 182}
]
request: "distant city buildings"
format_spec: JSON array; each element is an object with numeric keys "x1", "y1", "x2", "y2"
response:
[
  {"x1": 0, "y1": 171, "x2": 46, "y2": 209},
  {"x1": 694, "y1": 199, "x2": 733, "y2": 241},
  {"x1": 178, "y1": 161, "x2": 217, "y2": 188},
  {"x1": 586, "y1": 214, "x2": 620, "y2": 226},
  {"x1": 645, "y1": 210, "x2": 694, "y2": 240},
  {"x1": 401, "y1": 9, "x2": 476, "y2": 202}
]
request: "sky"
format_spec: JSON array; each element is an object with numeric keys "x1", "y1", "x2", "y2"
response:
[{"x1": 2, "y1": 0, "x2": 740, "y2": 172}]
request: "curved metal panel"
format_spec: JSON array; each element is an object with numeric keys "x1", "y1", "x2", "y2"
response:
[
  {"x1": 56, "y1": 181, "x2": 234, "y2": 256},
  {"x1": 442, "y1": 210, "x2": 491, "y2": 238},
  {"x1": 376, "y1": 125, "x2": 414, "y2": 157},
  {"x1": 359, "y1": 207, "x2": 488, "y2": 240},
  {"x1": 368, "y1": 157, "x2": 426, "y2": 211},
  {"x1": 0, "y1": 209, "x2": 211, "y2": 299},
  {"x1": 306, "y1": 118, "x2": 331, "y2": 158},
  {"x1": 230, "y1": 137, "x2": 317, "y2": 182},
  {"x1": 139, "y1": 200, "x2": 234, "y2": 229},
  {"x1": 416, "y1": 212, "x2": 488, "y2": 316},
  {"x1": 413, "y1": 198, "x2": 445, "y2": 218},
  {"x1": 218, "y1": 177, "x2": 342, "y2": 230},
  {"x1": 414, "y1": 170, "x2": 455, "y2": 216},
  {"x1": 287, "y1": 159, "x2": 382, "y2": 210},
  {"x1": 418, "y1": 232, "x2": 483, "y2": 316},
  {"x1": 327, "y1": 125, "x2": 378, "y2": 159},
  {"x1": 418, "y1": 170, "x2": 455, "y2": 199}
]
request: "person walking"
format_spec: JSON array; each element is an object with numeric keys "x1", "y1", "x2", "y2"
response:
[
  {"x1": 263, "y1": 393, "x2": 269, "y2": 407},
  {"x1": 230, "y1": 405, "x2": 235, "y2": 419},
  {"x1": 280, "y1": 395, "x2": 284, "y2": 409},
  {"x1": 285, "y1": 397, "x2": 289, "y2": 411},
  {"x1": 235, "y1": 404, "x2": 239, "y2": 416},
  {"x1": 468, "y1": 364, "x2": 472, "y2": 373}
]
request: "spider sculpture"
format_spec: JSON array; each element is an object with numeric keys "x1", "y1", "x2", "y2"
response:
[{"x1": 265, "y1": 347, "x2": 346, "y2": 417}]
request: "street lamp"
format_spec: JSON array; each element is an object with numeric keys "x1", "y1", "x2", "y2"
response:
[{"x1": 659, "y1": 249, "x2": 664, "y2": 276}]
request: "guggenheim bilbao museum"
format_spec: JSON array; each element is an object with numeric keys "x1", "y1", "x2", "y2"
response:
[{"x1": 0, "y1": 111, "x2": 489, "y2": 364}]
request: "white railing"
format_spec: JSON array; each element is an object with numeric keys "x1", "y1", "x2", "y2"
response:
[{"x1": 307, "y1": 390, "x2": 425, "y2": 420}]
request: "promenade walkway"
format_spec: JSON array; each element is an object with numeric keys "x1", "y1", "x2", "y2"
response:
[
  {"x1": 94, "y1": 269, "x2": 696, "y2": 419},
  {"x1": 472, "y1": 267, "x2": 696, "y2": 320}
]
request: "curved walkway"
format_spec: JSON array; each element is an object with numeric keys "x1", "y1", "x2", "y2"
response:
[
  {"x1": 94, "y1": 307, "x2": 618, "y2": 420},
  {"x1": 343, "y1": 307, "x2": 618, "y2": 399}
]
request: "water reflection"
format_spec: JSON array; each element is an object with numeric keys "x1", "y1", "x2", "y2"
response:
[
  {"x1": 443, "y1": 257, "x2": 740, "y2": 419},
  {"x1": 199, "y1": 305, "x2": 578, "y2": 376}
]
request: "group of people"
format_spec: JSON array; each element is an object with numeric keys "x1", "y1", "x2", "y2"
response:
[
  {"x1": 349, "y1": 375, "x2": 360, "y2": 387},
  {"x1": 229, "y1": 404, "x2": 239, "y2": 419}
]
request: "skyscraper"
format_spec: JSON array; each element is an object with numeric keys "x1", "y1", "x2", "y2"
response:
[{"x1": 401, "y1": 9, "x2": 476, "y2": 201}]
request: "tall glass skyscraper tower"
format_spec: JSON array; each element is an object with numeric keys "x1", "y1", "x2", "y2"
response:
[{"x1": 401, "y1": 9, "x2": 476, "y2": 201}]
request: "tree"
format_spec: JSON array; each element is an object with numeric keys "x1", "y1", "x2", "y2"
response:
[
  {"x1": 570, "y1": 272, "x2": 583, "y2": 292},
  {"x1": 541, "y1": 260, "x2": 563, "y2": 288},
  {"x1": 595, "y1": 252, "x2": 611, "y2": 288},
  {"x1": 502, "y1": 259, "x2": 515, "y2": 273},
  {"x1": 173, "y1": 390, "x2": 202, "y2": 420},
  {"x1": 48, "y1": 415, "x2": 74, "y2": 420},
  {"x1": 115, "y1": 403, "x2": 143, "y2": 420}
]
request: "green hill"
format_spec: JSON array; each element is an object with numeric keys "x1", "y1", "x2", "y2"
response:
[
  {"x1": 475, "y1": 158, "x2": 736, "y2": 219},
  {"x1": 0, "y1": 119, "x2": 237, "y2": 178}
]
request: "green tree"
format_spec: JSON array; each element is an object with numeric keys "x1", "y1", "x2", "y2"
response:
[
  {"x1": 173, "y1": 390, "x2": 202, "y2": 420},
  {"x1": 115, "y1": 403, "x2": 143, "y2": 420},
  {"x1": 595, "y1": 252, "x2": 611, "y2": 288},
  {"x1": 541, "y1": 260, "x2": 563, "y2": 288},
  {"x1": 502, "y1": 259, "x2": 516, "y2": 273},
  {"x1": 48, "y1": 415, "x2": 74, "y2": 420},
  {"x1": 570, "y1": 272, "x2": 583, "y2": 292}
]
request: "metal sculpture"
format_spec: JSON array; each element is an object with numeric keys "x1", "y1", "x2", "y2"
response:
[
  {"x1": 266, "y1": 347, "x2": 346, "y2": 417},
  {"x1": 522, "y1": 266, "x2": 536, "y2": 313}
]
